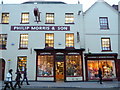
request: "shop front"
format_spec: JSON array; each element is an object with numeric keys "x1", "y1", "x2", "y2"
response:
[
  {"x1": 85, "y1": 53, "x2": 118, "y2": 81},
  {"x1": 34, "y1": 48, "x2": 84, "y2": 82}
]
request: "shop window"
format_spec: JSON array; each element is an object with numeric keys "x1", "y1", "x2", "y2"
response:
[
  {"x1": 17, "y1": 56, "x2": 27, "y2": 72},
  {"x1": 19, "y1": 34, "x2": 28, "y2": 49},
  {"x1": 101, "y1": 38, "x2": 111, "y2": 51},
  {"x1": 21, "y1": 13, "x2": 29, "y2": 24},
  {"x1": 66, "y1": 55, "x2": 82, "y2": 76},
  {"x1": 66, "y1": 33, "x2": 74, "y2": 47},
  {"x1": 37, "y1": 55, "x2": 54, "y2": 77},
  {"x1": 65, "y1": 13, "x2": 74, "y2": 24},
  {"x1": 99, "y1": 17, "x2": 109, "y2": 29},
  {"x1": 0, "y1": 34, "x2": 7, "y2": 49},
  {"x1": 87, "y1": 60, "x2": 116, "y2": 80},
  {"x1": 45, "y1": 13, "x2": 54, "y2": 24},
  {"x1": 45, "y1": 33, "x2": 54, "y2": 48},
  {"x1": 2, "y1": 13, "x2": 9, "y2": 24}
]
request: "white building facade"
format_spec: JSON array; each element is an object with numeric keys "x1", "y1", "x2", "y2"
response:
[{"x1": 0, "y1": 0, "x2": 120, "y2": 81}]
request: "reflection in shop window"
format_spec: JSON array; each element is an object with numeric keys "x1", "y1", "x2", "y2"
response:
[
  {"x1": 87, "y1": 60, "x2": 116, "y2": 80},
  {"x1": 66, "y1": 55, "x2": 82, "y2": 76},
  {"x1": 17, "y1": 56, "x2": 27, "y2": 72},
  {"x1": 37, "y1": 55, "x2": 54, "y2": 77}
]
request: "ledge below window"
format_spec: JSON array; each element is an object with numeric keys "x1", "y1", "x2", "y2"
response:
[
  {"x1": 0, "y1": 48, "x2": 7, "y2": 50},
  {"x1": 65, "y1": 23, "x2": 75, "y2": 24},
  {"x1": 20, "y1": 23, "x2": 29, "y2": 24},
  {"x1": 101, "y1": 50, "x2": 112, "y2": 52},
  {"x1": 18, "y1": 48, "x2": 28, "y2": 50},
  {"x1": 45, "y1": 23, "x2": 55, "y2": 24}
]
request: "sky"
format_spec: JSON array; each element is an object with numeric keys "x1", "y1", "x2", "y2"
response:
[{"x1": 0, "y1": 0, "x2": 119, "y2": 11}]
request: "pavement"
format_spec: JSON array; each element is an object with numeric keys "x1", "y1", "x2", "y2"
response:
[{"x1": 0, "y1": 81, "x2": 120, "y2": 89}]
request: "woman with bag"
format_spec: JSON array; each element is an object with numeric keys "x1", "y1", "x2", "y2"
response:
[{"x1": 4, "y1": 69, "x2": 14, "y2": 90}]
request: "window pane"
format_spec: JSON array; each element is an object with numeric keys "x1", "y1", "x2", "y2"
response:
[
  {"x1": 37, "y1": 55, "x2": 54, "y2": 76},
  {"x1": 2, "y1": 13, "x2": 9, "y2": 23},
  {"x1": 66, "y1": 55, "x2": 82, "y2": 76},
  {"x1": 19, "y1": 34, "x2": 28, "y2": 48},
  {"x1": 87, "y1": 60, "x2": 99, "y2": 80},
  {"x1": 87, "y1": 60, "x2": 116, "y2": 80},
  {"x1": 65, "y1": 13, "x2": 74, "y2": 23},
  {"x1": 66, "y1": 33, "x2": 74, "y2": 47},
  {"x1": 46, "y1": 13, "x2": 54, "y2": 23},
  {"x1": 21, "y1": 13, "x2": 29, "y2": 23},
  {"x1": 99, "y1": 17, "x2": 109, "y2": 29},
  {"x1": 0, "y1": 34, "x2": 7, "y2": 49},
  {"x1": 101, "y1": 38, "x2": 111, "y2": 51},
  {"x1": 17, "y1": 56, "x2": 27, "y2": 71},
  {"x1": 45, "y1": 33, "x2": 54, "y2": 47}
]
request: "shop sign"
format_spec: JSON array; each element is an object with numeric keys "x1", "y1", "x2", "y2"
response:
[
  {"x1": 56, "y1": 52, "x2": 64, "y2": 55},
  {"x1": 67, "y1": 53, "x2": 80, "y2": 55},
  {"x1": 40, "y1": 53, "x2": 51, "y2": 55},
  {"x1": 87, "y1": 56, "x2": 115, "y2": 59},
  {"x1": 11, "y1": 26, "x2": 70, "y2": 31}
]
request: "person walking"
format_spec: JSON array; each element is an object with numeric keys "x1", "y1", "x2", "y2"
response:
[
  {"x1": 21, "y1": 68, "x2": 30, "y2": 85},
  {"x1": 4, "y1": 69, "x2": 14, "y2": 90},
  {"x1": 98, "y1": 68, "x2": 103, "y2": 84},
  {"x1": 14, "y1": 69, "x2": 22, "y2": 88}
]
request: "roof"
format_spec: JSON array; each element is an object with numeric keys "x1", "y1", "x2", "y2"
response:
[
  {"x1": 84, "y1": 0, "x2": 119, "y2": 14},
  {"x1": 22, "y1": 1, "x2": 66, "y2": 4}
]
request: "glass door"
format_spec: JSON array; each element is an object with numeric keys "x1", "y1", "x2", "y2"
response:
[{"x1": 55, "y1": 62, "x2": 64, "y2": 81}]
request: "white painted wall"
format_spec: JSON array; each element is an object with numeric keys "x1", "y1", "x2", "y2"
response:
[
  {"x1": 0, "y1": 3, "x2": 84, "y2": 80},
  {"x1": 84, "y1": 1, "x2": 119, "y2": 54}
]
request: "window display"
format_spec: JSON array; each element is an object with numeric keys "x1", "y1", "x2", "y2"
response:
[
  {"x1": 37, "y1": 55, "x2": 54, "y2": 77},
  {"x1": 66, "y1": 55, "x2": 82, "y2": 76},
  {"x1": 87, "y1": 60, "x2": 116, "y2": 80}
]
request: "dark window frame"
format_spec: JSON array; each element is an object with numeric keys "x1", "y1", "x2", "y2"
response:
[
  {"x1": 65, "y1": 33, "x2": 74, "y2": 48},
  {"x1": 19, "y1": 33, "x2": 28, "y2": 49},
  {"x1": 101, "y1": 37, "x2": 111, "y2": 51},
  {"x1": 21, "y1": 12, "x2": 29, "y2": 24},
  {"x1": 0, "y1": 34, "x2": 7, "y2": 49},
  {"x1": 45, "y1": 33, "x2": 54, "y2": 48},
  {"x1": 1, "y1": 13, "x2": 9, "y2": 24},
  {"x1": 45, "y1": 13, "x2": 55, "y2": 24},
  {"x1": 65, "y1": 13, "x2": 74, "y2": 24},
  {"x1": 99, "y1": 17, "x2": 109, "y2": 30}
]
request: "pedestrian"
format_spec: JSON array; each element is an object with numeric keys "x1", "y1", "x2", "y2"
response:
[
  {"x1": 4, "y1": 69, "x2": 14, "y2": 90},
  {"x1": 21, "y1": 68, "x2": 30, "y2": 85},
  {"x1": 14, "y1": 69, "x2": 22, "y2": 88},
  {"x1": 98, "y1": 68, "x2": 103, "y2": 84}
]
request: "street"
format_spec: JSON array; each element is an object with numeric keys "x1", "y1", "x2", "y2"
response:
[{"x1": 14, "y1": 88, "x2": 120, "y2": 90}]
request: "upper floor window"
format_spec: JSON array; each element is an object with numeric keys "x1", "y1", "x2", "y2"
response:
[
  {"x1": 99, "y1": 17, "x2": 109, "y2": 29},
  {"x1": 101, "y1": 38, "x2": 111, "y2": 51},
  {"x1": 0, "y1": 34, "x2": 7, "y2": 49},
  {"x1": 19, "y1": 34, "x2": 28, "y2": 49},
  {"x1": 2, "y1": 13, "x2": 9, "y2": 24},
  {"x1": 21, "y1": 13, "x2": 29, "y2": 24},
  {"x1": 66, "y1": 33, "x2": 74, "y2": 47},
  {"x1": 65, "y1": 13, "x2": 74, "y2": 24},
  {"x1": 45, "y1": 33, "x2": 54, "y2": 48},
  {"x1": 45, "y1": 13, "x2": 54, "y2": 24}
]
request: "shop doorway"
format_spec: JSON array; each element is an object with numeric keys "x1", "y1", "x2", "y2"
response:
[
  {"x1": 55, "y1": 62, "x2": 64, "y2": 81},
  {"x1": 0, "y1": 59, "x2": 5, "y2": 81}
]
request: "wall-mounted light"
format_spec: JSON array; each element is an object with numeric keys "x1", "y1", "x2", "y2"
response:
[{"x1": 78, "y1": 11, "x2": 81, "y2": 15}]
